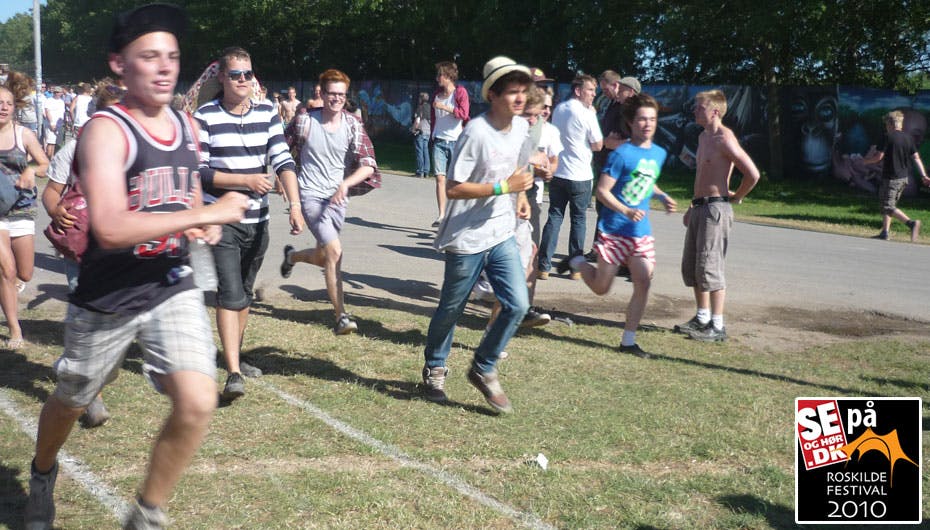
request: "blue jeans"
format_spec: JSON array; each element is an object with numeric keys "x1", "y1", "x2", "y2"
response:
[
  {"x1": 414, "y1": 134, "x2": 430, "y2": 176},
  {"x1": 424, "y1": 237, "x2": 529, "y2": 374},
  {"x1": 537, "y1": 177, "x2": 593, "y2": 272},
  {"x1": 432, "y1": 139, "x2": 456, "y2": 176}
]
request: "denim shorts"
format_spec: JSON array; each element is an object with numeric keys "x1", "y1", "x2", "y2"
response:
[
  {"x1": 432, "y1": 139, "x2": 456, "y2": 176},
  {"x1": 213, "y1": 221, "x2": 270, "y2": 310},
  {"x1": 53, "y1": 289, "x2": 217, "y2": 408}
]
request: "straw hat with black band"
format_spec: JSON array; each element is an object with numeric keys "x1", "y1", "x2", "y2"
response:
[{"x1": 481, "y1": 56, "x2": 532, "y2": 102}]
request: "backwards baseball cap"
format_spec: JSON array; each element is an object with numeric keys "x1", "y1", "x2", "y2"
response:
[
  {"x1": 108, "y1": 3, "x2": 187, "y2": 53},
  {"x1": 530, "y1": 67, "x2": 554, "y2": 84},
  {"x1": 481, "y1": 56, "x2": 531, "y2": 102},
  {"x1": 619, "y1": 76, "x2": 642, "y2": 94}
]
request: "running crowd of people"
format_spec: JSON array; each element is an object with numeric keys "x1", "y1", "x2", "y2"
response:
[{"x1": 2, "y1": 3, "x2": 926, "y2": 529}]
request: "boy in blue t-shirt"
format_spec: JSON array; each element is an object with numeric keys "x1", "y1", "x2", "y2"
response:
[{"x1": 557, "y1": 93, "x2": 676, "y2": 358}]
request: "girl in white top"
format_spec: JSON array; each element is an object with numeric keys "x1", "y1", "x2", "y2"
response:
[{"x1": 0, "y1": 85, "x2": 48, "y2": 348}]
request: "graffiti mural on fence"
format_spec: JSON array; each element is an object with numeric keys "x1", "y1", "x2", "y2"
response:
[
  {"x1": 638, "y1": 85, "x2": 769, "y2": 173},
  {"x1": 824, "y1": 87, "x2": 930, "y2": 196},
  {"x1": 343, "y1": 79, "x2": 930, "y2": 196},
  {"x1": 781, "y1": 87, "x2": 839, "y2": 179}
]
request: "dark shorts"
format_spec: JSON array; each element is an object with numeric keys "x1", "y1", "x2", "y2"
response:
[
  {"x1": 681, "y1": 202, "x2": 732, "y2": 292},
  {"x1": 879, "y1": 178, "x2": 906, "y2": 215},
  {"x1": 213, "y1": 221, "x2": 270, "y2": 310}
]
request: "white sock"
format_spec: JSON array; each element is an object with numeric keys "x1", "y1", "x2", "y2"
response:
[
  {"x1": 569, "y1": 255, "x2": 586, "y2": 271},
  {"x1": 712, "y1": 314, "x2": 724, "y2": 330},
  {"x1": 621, "y1": 330, "x2": 636, "y2": 347},
  {"x1": 696, "y1": 308, "x2": 710, "y2": 324}
]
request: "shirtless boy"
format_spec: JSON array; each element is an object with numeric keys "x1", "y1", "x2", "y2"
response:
[{"x1": 675, "y1": 89, "x2": 759, "y2": 342}]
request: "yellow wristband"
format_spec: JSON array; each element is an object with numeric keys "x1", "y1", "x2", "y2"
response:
[{"x1": 500, "y1": 181, "x2": 510, "y2": 194}]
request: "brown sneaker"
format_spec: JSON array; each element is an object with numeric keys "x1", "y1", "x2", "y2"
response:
[
  {"x1": 537, "y1": 271, "x2": 549, "y2": 280},
  {"x1": 570, "y1": 271, "x2": 582, "y2": 280},
  {"x1": 467, "y1": 367, "x2": 512, "y2": 414},
  {"x1": 421, "y1": 365, "x2": 449, "y2": 402},
  {"x1": 910, "y1": 220, "x2": 921, "y2": 242}
]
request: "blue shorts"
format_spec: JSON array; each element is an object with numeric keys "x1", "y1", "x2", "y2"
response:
[{"x1": 432, "y1": 139, "x2": 456, "y2": 176}]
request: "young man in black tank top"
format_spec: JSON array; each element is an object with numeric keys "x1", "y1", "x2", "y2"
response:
[{"x1": 25, "y1": 5, "x2": 249, "y2": 529}]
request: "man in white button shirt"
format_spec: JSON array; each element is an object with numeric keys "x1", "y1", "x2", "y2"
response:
[{"x1": 537, "y1": 73, "x2": 603, "y2": 279}]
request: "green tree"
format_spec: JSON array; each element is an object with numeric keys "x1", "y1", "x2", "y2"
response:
[{"x1": 0, "y1": 13, "x2": 37, "y2": 75}]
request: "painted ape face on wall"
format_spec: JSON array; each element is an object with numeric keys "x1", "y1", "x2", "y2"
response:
[
  {"x1": 788, "y1": 89, "x2": 838, "y2": 174},
  {"x1": 902, "y1": 109, "x2": 927, "y2": 147}
]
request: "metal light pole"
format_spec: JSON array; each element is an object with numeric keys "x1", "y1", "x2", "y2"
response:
[{"x1": 33, "y1": 0, "x2": 43, "y2": 140}]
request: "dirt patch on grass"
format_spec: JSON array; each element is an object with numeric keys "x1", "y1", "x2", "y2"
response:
[{"x1": 532, "y1": 292, "x2": 930, "y2": 354}]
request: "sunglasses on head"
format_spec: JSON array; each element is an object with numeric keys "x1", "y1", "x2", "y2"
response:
[{"x1": 227, "y1": 70, "x2": 254, "y2": 81}]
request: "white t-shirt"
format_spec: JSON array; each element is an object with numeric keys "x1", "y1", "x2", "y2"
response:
[
  {"x1": 533, "y1": 121, "x2": 564, "y2": 202},
  {"x1": 432, "y1": 91, "x2": 463, "y2": 141},
  {"x1": 72, "y1": 94, "x2": 92, "y2": 128},
  {"x1": 44, "y1": 97, "x2": 65, "y2": 128},
  {"x1": 48, "y1": 138, "x2": 76, "y2": 185},
  {"x1": 552, "y1": 97, "x2": 602, "y2": 181},
  {"x1": 434, "y1": 114, "x2": 530, "y2": 254}
]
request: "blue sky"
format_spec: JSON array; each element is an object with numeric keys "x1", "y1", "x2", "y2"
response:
[{"x1": 0, "y1": 0, "x2": 44, "y2": 24}]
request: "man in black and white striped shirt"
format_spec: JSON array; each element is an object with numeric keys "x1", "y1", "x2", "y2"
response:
[{"x1": 194, "y1": 46, "x2": 303, "y2": 402}]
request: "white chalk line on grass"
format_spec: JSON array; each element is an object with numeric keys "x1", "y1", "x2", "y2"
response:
[
  {"x1": 0, "y1": 388, "x2": 129, "y2": 521},
  {"x1": 0, "y1": 382, "x2": 555, "y2": 529},
  {"x1": 254, "y1": 379, "x2": 557, "y2": 530}
]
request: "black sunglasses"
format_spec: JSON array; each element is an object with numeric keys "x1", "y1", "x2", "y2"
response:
[{"x1": 227, "y1": 70, "x2": 254, "y2": 81}]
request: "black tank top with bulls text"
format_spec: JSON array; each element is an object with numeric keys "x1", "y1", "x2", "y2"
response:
[{"x1": 70, "y1": 104, "x2": 201, "y2": 314}]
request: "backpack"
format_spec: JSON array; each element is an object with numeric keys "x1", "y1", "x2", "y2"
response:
[{"x1": 43, "y1": 178, "x2": 89, "y2": 262}]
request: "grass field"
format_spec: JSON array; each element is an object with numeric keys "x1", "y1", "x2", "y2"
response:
[
  {"x1": 374, "y1": 138, "x2": 930, "y2": 243},
  {"x1": 1, "y1": 137, "x2": 928, "y2": 528},
  {"x1": 1, "y1": 297, "x2": 928, "y2": 529}
]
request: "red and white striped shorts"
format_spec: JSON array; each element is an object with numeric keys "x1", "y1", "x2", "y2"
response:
[{"x1": 594, "y1": 233, "x2": 656, "y2": 266}]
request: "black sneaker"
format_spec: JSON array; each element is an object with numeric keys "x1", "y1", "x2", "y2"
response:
[
  {"x1": 422, "y1": 365, "x2": 449, "y2": 402},
  {"x1": 688, "y1": 325, "x2": 728, "y2": 342},
  {"x1": 619, "y1": 343, "x2": 652, "y2": 359},
  {"x1": 674, "y1": 316, "x2": 711, "y2": 335},
  {"x1": 871, "y1": 231, "x2": 889, "y2": 240},
  {"x1": 584, "y1": 249, "x2": 598, "y2": 262},
  {"x1": 25, "y1": 460, "x2": 57, "y2": 530},
  {"x1": 556, "y1": 252, "x2": 581, "y2": 275},
  {"x1": 616, "y1": 264, "x2": 631, "y2": 279},
  {"x1": 79, "y1": 395, "x2": 111, "y2": 429},
  {"x1": 222, "y1": 373, "x2": 245, "y2": 401},
  {"x1": 520, "y1": 307, "x2": 551, "y2": 328},
  {"x1": 280, "y1": 245, "x2": 295, "y2": 278},
  {"x1": 334, "y1": 313, "x2": 358, "y2": 335}
]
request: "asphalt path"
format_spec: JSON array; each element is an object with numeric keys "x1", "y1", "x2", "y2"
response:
[{"x1": 25, "y1": 173, "x2": 930, "y2": 323}]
